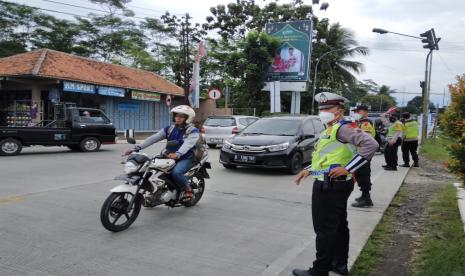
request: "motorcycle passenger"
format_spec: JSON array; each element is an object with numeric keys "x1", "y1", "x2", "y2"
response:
[{"x1": 124, "y1": 105, "x2": 199, "y2": 201}]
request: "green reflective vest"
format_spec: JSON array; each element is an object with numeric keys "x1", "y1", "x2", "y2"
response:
[
  {"x1": 311, "y1": 123, "x2": 356, "y2": 180},
  {"x1": 404, "y1": 120, "x2": 419, "y2": 139},
  {"x1": 387, "y1": 120, "x2": 403, "y2": 138}
]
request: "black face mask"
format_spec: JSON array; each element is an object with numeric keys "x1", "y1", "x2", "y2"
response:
[{"x1": 389, "y1": 117, "x2": 396, "y2": 123}]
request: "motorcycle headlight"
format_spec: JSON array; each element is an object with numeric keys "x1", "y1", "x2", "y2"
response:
[
  {"x1": 222, "y1": 140, "x2": 233, "y2": 150},
  {"x1": 124, "y1": 161, "x2": 139, "y2": 174},
  {"x1": 267, "y1": 142, "x2": 290, "y2": 152}
]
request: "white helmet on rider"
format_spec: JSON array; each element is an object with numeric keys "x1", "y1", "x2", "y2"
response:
[{"x1": 170, "y1": 105, "x2": 196, "y2": 124}]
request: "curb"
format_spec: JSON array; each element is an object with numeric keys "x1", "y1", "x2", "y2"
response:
[{"x1": 453, "y1": 182, "x2": 465, "y2": 234}]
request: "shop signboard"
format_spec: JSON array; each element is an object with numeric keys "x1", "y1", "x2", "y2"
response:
[
  {"x1": 265, "y1": 20, "x2": 313, "y2": 82},
  {"x1": 63, "y1": 81, "x2": 96, "y2": 94},
  {"x1": 117, "y1": 102, "x2": 140, "y2": 112},
  {"x1": 131, "y1": 90, "x2": 161, "y2": 102},
  {"x1": 98, "y1": 86, "x2": 125, "y2": 97}
]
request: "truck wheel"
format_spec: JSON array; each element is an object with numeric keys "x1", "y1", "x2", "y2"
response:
[
  {"x1": 80, "y1": 137, "x2": 101, "y2": 152},
  {"x1": 0, "y1": 138, "x2": 22, "y2": 156}
]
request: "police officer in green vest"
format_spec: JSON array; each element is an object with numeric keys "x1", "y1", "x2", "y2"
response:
[
  {"x1": 351, "y1": 105, "x2": 378, "y2": 208},
  {"x1": 383, "y1": 114, "x2": 404, "y2": 171},
  {"x1": 400, "y1": 112, "x2": 419, "y2": 167},
  {"x1": 293, "y1": 92, "x2": 378, "y2": 276}
]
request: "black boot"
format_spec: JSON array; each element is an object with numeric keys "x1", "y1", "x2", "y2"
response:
[
  {"x1": 352, "y1": 193, "x2": 373, "y2": 208},
  {"x1": 400, "y1": 163, "x2": 410, "y2": 167},
  {"x1": 292, "y1": 267, "x2": 328, "y2": 276},
  {"x1": 292, "y1": 268, "x2": 313, "y2": 276},
  {"x1": 413, "y1": 162, "x2": 419, "y2": 167},
  {"x1": 330, "y1": 264, "x2": 349, "y2": 275}
]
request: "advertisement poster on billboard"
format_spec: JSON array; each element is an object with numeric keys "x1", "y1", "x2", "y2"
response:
[{"x1": 265, "y1": 20, "x2": 312, "y2": 82}]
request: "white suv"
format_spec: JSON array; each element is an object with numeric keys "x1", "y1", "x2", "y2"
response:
[{"x1": 203, "y1": 116, "x2": 258, "y2": 148}]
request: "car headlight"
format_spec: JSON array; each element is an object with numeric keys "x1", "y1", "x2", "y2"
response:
[
  {"x1": 267, "y1": 142, "x2": 290, "y2": 152},
  {"x1": 222, "y1": 140, "x2": 233, "y2": 150},
  {"x1": 124, "y1": 161, "x2": 139, "y2": 174}
]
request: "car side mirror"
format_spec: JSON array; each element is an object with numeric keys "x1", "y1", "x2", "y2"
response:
[
  {"x1": 125, "y1": 129, "x2": 136, "y2": 144},
  {"x1": 303, "y1": 134, "x2": 315, "y2": 139}
]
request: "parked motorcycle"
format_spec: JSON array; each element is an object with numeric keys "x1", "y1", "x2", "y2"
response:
[{"x1": 100, "y1": 136, "x2": 211, "y2": 232}]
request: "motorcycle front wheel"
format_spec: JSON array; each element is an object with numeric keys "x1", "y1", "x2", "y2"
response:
[{"x1": 100, "y1": 192, "x2": 142, "y2": 232}]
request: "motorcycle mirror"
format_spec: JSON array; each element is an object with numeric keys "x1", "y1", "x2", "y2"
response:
[{"x1": 125, "y1": 129, "x2": 136, "y2": 144}]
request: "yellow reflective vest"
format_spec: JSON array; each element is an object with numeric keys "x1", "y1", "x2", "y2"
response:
[
  {"x1": 359, "y1": 119, "x2": 376, "y2": 138},
  {"x1": 404, "y1": 119, "x2": 419, "y2": 139},
  {"x1": 311, "y1": 123, "x2": 356, "y2": 180},
  {"x1": 387, "y1": 120, "x2": 404, "y2": 138}
]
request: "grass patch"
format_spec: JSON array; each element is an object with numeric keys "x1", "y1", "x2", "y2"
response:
[
  {"x1": 350, "y1": 186, "x2": 409, "y2": 275},
  {"x1": 420, "y1": 136, "x2": 451, "y2": 163},
  {"x1": 412, "y1": 184, "x2": 465, "y2": 276}
]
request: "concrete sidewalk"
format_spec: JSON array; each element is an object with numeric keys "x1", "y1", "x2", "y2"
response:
[{"x1": 276, "y1": 152, "x2": 411, "y2": 275}]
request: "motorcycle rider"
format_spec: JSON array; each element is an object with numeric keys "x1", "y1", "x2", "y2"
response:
[{"x1": 124, "y1": 105, "x2": 199, "y2": 201}]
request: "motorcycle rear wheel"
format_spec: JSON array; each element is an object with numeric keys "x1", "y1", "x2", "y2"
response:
[
  {"x1": 100, "y1": 192, "x2": 142, "y2": 232},
  {"x1": 182, "y1": 176, "x2": 205, "y2": 207}
]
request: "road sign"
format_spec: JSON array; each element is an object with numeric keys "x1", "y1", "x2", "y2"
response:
[
  {"x1": 166, "y1": 95, "x2": 172, "y2": 106},
  {"x1": 208, "y1": 89, "x2": 222, "y2": 100}
]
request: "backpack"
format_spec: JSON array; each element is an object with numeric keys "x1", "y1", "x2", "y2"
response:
[{"x1": 167, "y1": 125, "x2": 207, "y2": 161}]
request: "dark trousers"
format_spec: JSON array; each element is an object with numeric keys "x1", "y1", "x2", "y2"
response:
[
  {"x1": 384, "y1": 139, "x2": 401, "y2": 167},
  {"x1": 402, "y1": 140, "x2": 419, "y2": 165},
  {"x1": 355, "y1": 162, "x2": 372, "y2": 194},
  {"x1": 312, "y1": 179, "x2": 354, "y2": 275}
]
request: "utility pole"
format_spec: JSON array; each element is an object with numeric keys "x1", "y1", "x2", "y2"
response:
[{"x1": 180, "y1": 13, "x2": 191, "y2": 105}]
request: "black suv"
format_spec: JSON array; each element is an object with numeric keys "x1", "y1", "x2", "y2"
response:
[{"x1": 219, "y1": 116, "x2": 324, "y2": 174}]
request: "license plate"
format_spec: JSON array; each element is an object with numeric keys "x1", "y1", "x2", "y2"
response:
[
  {"x1": 234, "y1": 154, "x2": 256, "y2": 163},
  {"x1": 210, "y1": 138, "x2": 223, "y2": 143}
]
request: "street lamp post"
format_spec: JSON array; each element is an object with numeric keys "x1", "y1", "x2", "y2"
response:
[
  {"x1": 311, "y1": 48, "x2": 344, "y2": 114},
  {"x1": 372, "y1": 27, "x2": 438, "y2": 143}
]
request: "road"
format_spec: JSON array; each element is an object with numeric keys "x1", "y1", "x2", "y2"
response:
[{"x1": 0, "y1": 143, "x2": 409, "y2": 276}]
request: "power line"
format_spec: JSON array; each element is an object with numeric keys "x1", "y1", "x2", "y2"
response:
[
  {"x1": 436, "y1": 52, "x2": 456, "y2": 77},
  {"x1": 35, "y1": 0, "x2": 151, "y2": 20},
  {"x1": 1, "y1": 0, "x2": 92, "y2": 18}
]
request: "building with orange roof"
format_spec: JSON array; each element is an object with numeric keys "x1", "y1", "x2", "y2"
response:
[{"x1": 0, "y1": 49, "x2": 184, "y2": 131}]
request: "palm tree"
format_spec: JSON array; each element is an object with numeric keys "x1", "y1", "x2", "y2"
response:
[{"x1": 312, "y1": 19, "x2": 369, "y2": 93}]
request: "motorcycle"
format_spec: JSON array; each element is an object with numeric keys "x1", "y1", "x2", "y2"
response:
[{"x1": 100, "y1": 136, "x2": 211, "y2": 232}]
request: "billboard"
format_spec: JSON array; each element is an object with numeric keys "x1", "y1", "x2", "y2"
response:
[{"x1": 265, "y1": 20, "x2": 312, "y2": 82}]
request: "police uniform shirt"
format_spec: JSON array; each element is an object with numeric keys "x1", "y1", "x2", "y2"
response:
[{"x1": 337, "y1": 123, "x2": 379, "y2": 173}]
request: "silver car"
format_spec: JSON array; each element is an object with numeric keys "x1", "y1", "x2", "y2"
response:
[{"x1": 203, "y1": 116, "x2": 258, "y2": 148}]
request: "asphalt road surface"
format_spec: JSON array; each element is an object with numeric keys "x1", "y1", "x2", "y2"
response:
[{"x1": 0, "y1": 143, "x2": 408, "y2": 276}]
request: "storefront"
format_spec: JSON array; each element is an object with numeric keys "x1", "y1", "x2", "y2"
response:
[{"x1": 0, "y1": 49, "x2": 184, "y2": 131}]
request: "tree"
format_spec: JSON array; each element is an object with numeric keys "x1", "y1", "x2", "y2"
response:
[
  {"x1": 440, "y1": 74, "x2": 465, "y2": 184},
  {"x1": 225, "y1": 31, "x2": 280, "y2": 115},
  {"x1": 360, "y1": 94, "x2": 397, "y2": 112},
  {"x1": 0, "y1": 2, "x2": 38, "y2": 57},
  {"x1": 203, "y1": 0, "x2": 313, "y2": 41},
  {"x1": 404, "y1": 96, "x2": 436, "y2": 114},
  {"x1": 312, "y1": 20, "x2": 369, "y2": 94},
  {"x1": 76, "y1": 2, "x2": 146, "y2": 62},
  {"x1": 30, "y1": 15, "x2": 83, "y2": 54}
]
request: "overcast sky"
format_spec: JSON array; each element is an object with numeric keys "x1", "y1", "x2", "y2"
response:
[{"x1": 17, "y1": 0, "x2": 465, "y2": 107}]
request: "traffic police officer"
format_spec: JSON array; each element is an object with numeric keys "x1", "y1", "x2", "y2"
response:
[
  {"x1": 400, "y1": 112, "x2": 419, "y2": 167},
  {"x1": 351, "y1": 105, "x2": 377, "y2": 208},
  {"x1": 294, "y1": 92, "x2": 378, "y2": 276},
  {"x1": 383, "y1": 114, "x2": 404, "y2": 171}
]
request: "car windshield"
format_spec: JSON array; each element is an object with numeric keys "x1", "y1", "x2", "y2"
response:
[
  {"x1": 204, "y1": 118, "x2": 236, "y2": 127},
  {"x1": 242, "y1": 119, "x2": 301, "y2": 136}
]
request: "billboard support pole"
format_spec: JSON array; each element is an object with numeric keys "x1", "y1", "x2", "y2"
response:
[
  {"x1": 291, "y1": 91, "x2": 301, "y2": 114},
  {"x1": 270, "y1": 81, "x2": 281, "y2": 113}
]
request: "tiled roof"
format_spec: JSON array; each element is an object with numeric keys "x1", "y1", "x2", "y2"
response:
[{"x1": 0, "y1": 49, "x2": 183, "y2": 96}]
